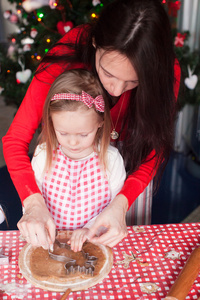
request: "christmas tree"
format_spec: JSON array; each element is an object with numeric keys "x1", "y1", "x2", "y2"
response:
[
  {"x1": 162, "y1": 0, "x2": 200, "y2": 107},
  {"x1": 0, "y1": 0, "x2": 199, "y2": 108},
  {"x1": 0, "y1": 0, "x2": 112, "y2": 107}
]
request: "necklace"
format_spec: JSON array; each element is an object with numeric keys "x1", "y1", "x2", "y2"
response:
[{"x1": 110, "y1": 93, "x2": 126, "y2": 140}]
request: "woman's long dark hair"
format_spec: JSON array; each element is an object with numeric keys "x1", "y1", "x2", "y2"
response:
[{"x1": 37, "y1": 0, "x2": 179, "y2": 179}]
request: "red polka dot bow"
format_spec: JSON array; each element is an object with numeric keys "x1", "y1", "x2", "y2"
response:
[{"x1": 51, "y1": 91, "x2": 105, "y2": 112}]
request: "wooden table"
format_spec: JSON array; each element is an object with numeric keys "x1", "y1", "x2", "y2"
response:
[{"x1": 1, "y1": 223, "x2": 200, "y2": 299}]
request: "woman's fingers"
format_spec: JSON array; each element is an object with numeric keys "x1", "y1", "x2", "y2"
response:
[
  {"x1": 89, "y1": 227, "x2": 128, "y2": 247},
  {"x1": 17, "y1": 194, "x2": 56, "y2": 249}
]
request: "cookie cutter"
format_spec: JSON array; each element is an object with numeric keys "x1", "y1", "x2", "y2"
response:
[{"x1": 48, "y1": 239, "x2": 98, "y2": 276}]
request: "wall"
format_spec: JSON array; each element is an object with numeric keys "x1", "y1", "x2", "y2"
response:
[{"x1": 0, "y1": 0, "x2": 17, "y2": 42}]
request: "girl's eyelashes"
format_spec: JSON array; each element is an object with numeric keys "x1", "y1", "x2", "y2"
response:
[{"x1": 59, "y1": 132, "x2": 88, "y2": 137}]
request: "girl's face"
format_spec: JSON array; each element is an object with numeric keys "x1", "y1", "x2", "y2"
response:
[
  {"x1": 95, "y1": 49, "x2": 139, "y2": 97},
  {"x1": 51, "y1": 108, "x2": 103, "y2": 160}
]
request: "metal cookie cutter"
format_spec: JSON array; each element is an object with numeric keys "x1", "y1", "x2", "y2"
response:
[{"x1": 48, "y1": 239, "x2": 98, "y2": 276}]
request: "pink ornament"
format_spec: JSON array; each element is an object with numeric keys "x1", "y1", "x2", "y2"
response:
[
  {"x1": 92, "y1": 0, "x2": 100, "y2": 6},
  {"x1": 9, "y1": 14, "x2": 19, "y2": 24},
  {"x1": 57, "y1": 21, "x2": 73, "y2": 35},
  {"x1": 49, "y1": 0, "x2": 56, "y2": 9},
  {"x1": 7, "y1": 45, "x2": 16, "y2": 58},
  {"x1": 30, "y1": 28, "x2": 38, "y2": 38}
]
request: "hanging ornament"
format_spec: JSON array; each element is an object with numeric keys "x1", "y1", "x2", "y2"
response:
[
  {"x1": 57, "y1": 21, "x2": 74, "y2": 35},
  {"x1": 49, "y1": 0, "x2": 57, "y2": 9},
  {"x1": 21, "y1": 37, "x2": 34, "y2": 45},
  {"x1": 30, "y1": 28, "x2": 38, "y2": 38},
  {"x1": 184, "y1": 66, "x2": 198, "y2": 90},
  {"x1": 174, "y1": 32, "x2": 187, "y2": 47},
  {"x1": 16, "y1": 56, "x2": 32, "y2": 84},
  {"x1": 22, "y1": 0, "x2": 49, "y2": 13},
  {"x1": 23, "y1": 44, "x2": 31, "y2": 52},
  {"x1": 92, "y1": 0, "x2": 101, "y2": 6},
  {"x1": 18, "y1": 48, "x2": 23, "y2": 54},
  {"x1": 9, "y1": 13, "x2": 19, "y2": 24},
  {"x1": 167, "y1": 1, "x2": 181, "y2": 17},
  {"x1": 7, "y1": 45, "x2": 16, "y2": 60},
  {"x1": 3, "y1": 10, "x2": 12, "y2": 19}
]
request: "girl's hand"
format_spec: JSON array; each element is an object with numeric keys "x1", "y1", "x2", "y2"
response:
[
  {"x1": 69, "y1": 228, "x2": 89, "y2": 252},
  {"x1": 17, "y1": 193, "x2": 56, "y2": 250},
  {"x1": 86, "y1": 194, "x2": 128, "y2": 247}
]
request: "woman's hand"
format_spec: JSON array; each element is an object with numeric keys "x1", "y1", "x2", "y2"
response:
[
  {"x1": 86, "y1": 194, "x2": 128, "y2": 247},
  {"x1": 17, "y1": 193, "x2": 56, "y2": 249}
]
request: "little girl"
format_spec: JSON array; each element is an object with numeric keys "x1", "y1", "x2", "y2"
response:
[{"x1": 18, "y1": 69, "x2": 126, "y2": 251}]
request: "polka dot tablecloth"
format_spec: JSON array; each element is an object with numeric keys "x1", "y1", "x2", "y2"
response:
[{"x1": 1, "y1": 223, "x2": 200, "y2": 299}]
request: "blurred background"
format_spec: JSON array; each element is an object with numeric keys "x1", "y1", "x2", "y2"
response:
[{"x1": 0, "y1": 0, "x2": 200, "y2": 229}]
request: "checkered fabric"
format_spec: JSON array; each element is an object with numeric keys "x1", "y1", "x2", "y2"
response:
[
  {"x1": 1, "y1": 224, "x2": 200, "y2": 299},
  {"x1": 42, "y1": 147, "x2": 110, "y2": 230}
]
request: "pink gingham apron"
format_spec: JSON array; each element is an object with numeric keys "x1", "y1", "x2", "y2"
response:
[{"x1": 42, "y1": 146, "x2": 110, "y2": 230}]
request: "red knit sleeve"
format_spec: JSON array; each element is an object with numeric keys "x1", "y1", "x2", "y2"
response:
[
  {"x1": 120, "y1": 59, "x2": 181, "y2": 208},
  {"x1": 2, "y1": 26, "x2": 86, "y2": 203}
]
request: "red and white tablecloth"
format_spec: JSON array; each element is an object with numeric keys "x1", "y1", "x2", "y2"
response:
[{"x1": 1, "y1": 223, "x2": 200, "y2": 299}]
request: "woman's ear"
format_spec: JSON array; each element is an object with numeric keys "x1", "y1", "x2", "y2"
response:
[{"x1": 92, "y1": 37, "x2": 96, "y2": 48}]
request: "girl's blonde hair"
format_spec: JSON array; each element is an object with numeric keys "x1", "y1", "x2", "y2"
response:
[{"x1": 39, "y1": 69, "x2": 111, "y2": 170}]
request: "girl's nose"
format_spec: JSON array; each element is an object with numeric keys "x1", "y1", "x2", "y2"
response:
[{"x1": 68, "y1": 136, "x2": 78, "y2": 146}]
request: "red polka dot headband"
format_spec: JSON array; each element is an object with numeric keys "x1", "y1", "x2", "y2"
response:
[{"x1": 51, "y1": 91, "x2": 105, "y2": 112}]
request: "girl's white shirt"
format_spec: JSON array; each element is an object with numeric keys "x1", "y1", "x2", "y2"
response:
[{"x1": 31, "y1": 143, "x2": 126, "y2": 229}]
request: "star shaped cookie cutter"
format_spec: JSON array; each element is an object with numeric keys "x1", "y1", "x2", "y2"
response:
[{"x1": 48, "y1": 239, "x2": 98, "y2": 276}]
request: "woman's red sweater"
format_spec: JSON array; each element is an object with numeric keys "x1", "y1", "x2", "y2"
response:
[{"x1": 2, "y1": 25, "x2": 181, "y2": 208}]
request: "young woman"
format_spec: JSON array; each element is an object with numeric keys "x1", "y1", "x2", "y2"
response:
[
  {"x1": 18, "y1": 69, "x2": 126, "y2": 251},
  {"x1": 3, "y1": 0, "x2": 181, "y2": 249}
]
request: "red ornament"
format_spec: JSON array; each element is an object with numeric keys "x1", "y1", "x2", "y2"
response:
[
  {"x1": 174, "y1": 32, "x2": 187, "y2": 47},
  {"x1": 57, "y1": 21, "x2": 73, "y2": 35},
  {"x1": 167, "y1": 1, "x2": 181, "y2": 17}
]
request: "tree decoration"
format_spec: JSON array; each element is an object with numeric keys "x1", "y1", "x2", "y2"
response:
[
  {"x1": 92, "y1": 0, "x2": 101, "y2": 6},
  {"x1": 174, "y1": 32, "x2": 187, "y2": 47},
  {"x1": 30, "y1": 28, "x2": 38, "y2": 38},
  {"x1": 57, "y1": 21, "x2": 74, "y2": 35},
  {"x1": 16, "y1": 56, "x2": 32, "y2": 84},
  {"x1": 7, "y1": 45, "x2": 16, "y2": 60},
  {"x1": 3, "y1": 10, "x2": 12, "y2": 19},
  {"x1": 49, "y1": 0, "x2": 57, "y2": 9},
  {"x1": 167, "y1": 0, "x2": 181, "y2": 17},
  {"x1": 23, "y1": 44, "x2": 31, "y2": 52},
  {"x1": 22, "y1": 0, "x2": 50, "y2": 13},
  {"x1": 21, "y1": 37, "x2": 34, "y2": 45},
  {"x1": 184, "y1": 66, "x2": 198, "y2": 90},
  {"x1": 9, "y1": 13, "x2": 19, "y2": 24}
]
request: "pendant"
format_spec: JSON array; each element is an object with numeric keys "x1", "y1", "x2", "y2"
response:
[{"x1": 110, "y1": 129, "x2": 119, "y2": 140}]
